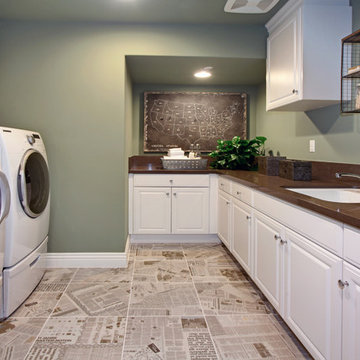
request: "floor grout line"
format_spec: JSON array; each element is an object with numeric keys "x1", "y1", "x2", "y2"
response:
[
  {"x1": 23, "y1": 267, "x2": 80, "y2": 360},
  {"x1": 182, "y1": 243, "x2": 222, "y2": 360},
  {"x1": 121, "y1": 248, "x2": 136, "y2": 360}
]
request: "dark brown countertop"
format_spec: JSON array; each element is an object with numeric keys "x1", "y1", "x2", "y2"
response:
[{"x1": 129, "y1": 156, "x2": 360, "y2": 230}]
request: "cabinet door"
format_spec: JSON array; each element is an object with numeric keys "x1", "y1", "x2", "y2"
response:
[
  {"x1": 172, "y1": 187, "x2": 209, "y2": 234},
  {"x1": 342, "y1": 262, "x2": 360, "y2": 360},
  {"x1": 266, "y1": 9, "x2": 300, "y2": 110},
  {"x1": 284, "y1": 229, "x2": 342, "y2": 360},
  {"x1": 218, "y1": 190, "x2": 231, "y2": 250},
  {"x1": 253, "y1": 211, "x2": 284, "y2": 314},
  {"x1": 133, "y1": 187, "x2": 171, "y2": 234},
  {"x1": 232, "y1": 198, "x2": 252, "y2": 274}
]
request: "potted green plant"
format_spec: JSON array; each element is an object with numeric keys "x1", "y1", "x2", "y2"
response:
[{"x1": 209, "y1": 136, "x2": 267, "y2": 170}]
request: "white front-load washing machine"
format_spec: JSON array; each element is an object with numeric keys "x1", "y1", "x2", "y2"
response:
[
  {"x1": 0, "y1": 127, "x2": 50, "y2": 319},
  {"x1": 0, "y1": 170, "x2": 11, "y2": 318}
]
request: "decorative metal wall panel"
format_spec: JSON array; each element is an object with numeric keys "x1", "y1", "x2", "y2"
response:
[{"x1": 144, "y1": 92, "x2": 248, "y2": 152}]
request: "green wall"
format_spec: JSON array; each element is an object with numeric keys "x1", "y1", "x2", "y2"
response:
[
  {"x1": 0, "y1": 21, "x2": 266, "y2": 252},
  {"x1": 132, "y1": 83, "x2": 259, "y2": 155},
  {"x1": 255, "y1": 1, "x2": 360, "y2": 164}
]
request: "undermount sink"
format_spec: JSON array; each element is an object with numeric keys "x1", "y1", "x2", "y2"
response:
[{"x1": 286, "y1": 188, "x2": 360, "y2": 203}]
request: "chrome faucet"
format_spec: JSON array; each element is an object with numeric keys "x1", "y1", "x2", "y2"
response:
[{"x1": 335, "y1": 172, "x2": 360, "y2": 180}]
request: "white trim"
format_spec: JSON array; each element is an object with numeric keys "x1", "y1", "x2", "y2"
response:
[
  {"x1": 44, "y1": 252, "x2": 128, "y2": 268},
  {"x1": 130, "y1": 234, "x2": 220, "y2": 244}
]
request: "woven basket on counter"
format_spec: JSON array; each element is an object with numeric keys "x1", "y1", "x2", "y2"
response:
[{"x1": 161, "y1": 158, "x2": 208, "y2": 170}]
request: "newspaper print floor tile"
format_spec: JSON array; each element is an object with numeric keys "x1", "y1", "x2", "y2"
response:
[
  {"x1": 206, "y1": 314, "x2": 309, "y2": 359},
  {"x1": 72, "y1": 264, "x2": 134, "y2": 283},
  {"x1": 0, "y1": 317, "x2": 46, "y2": 360},
  {"x1": 195, "y1": 282, "x2": 271, "y2": 315},
  {"x1": 26, "y1": 316, "x2": 126, "y2": 360},
  {"x1": 52, "y1": 282, "x2": 130, "y2": 317},
  {"x1": 0, "y1": 242, "x2": 311, "y2": 359},
  {"x1": 122, "y1": 316, "x2": 218, "y2": 360},
  {"x1": 35, "y1": 268, "x2": 77, "y2": 292},
  {"x1": 41, "y1": 268, "x2": 77, "y2": 283},
  {"x1": 133, "y1": 260, "x2": 191, "y2": 282},
  {"x1": 11, "y1": 291, "x2": 63, "y2": 318},
  {"x1": 187, "y1": 259, "x2": 248, "y2": 282},
  {"x1": 129, "y1": 282, "x2": 202, "y2": 316}
]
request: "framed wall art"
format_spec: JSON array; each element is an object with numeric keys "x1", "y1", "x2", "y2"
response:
[{"x1": 144, "y1": 91, "x2": 248, "y2": 152}]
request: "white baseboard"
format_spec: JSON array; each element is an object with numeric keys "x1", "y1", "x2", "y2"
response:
[
  {"x1": 130, "y1": 234, "x2": 220, "y2": 244},
  {"x1": 44, "y1": 252, "x2": 128, "y2": 268}
]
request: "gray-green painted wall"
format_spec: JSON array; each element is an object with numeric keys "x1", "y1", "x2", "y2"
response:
[
  {"x1": 0, "y1": 21, "x2": 266, "y2": 252},
  {"x1": 132, "y1": 84, "x2": 259, "y2": 155},
  {"x1": 255, "y1": 1, "x2": 360, "y2": 164}
]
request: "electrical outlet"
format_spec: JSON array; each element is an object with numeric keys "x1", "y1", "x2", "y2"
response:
[{"x1": 309, "y1": 139, "x2": 315, "y2": 153}]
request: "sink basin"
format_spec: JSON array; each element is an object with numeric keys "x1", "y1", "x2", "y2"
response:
[{"x1": 286, "y1": 188, "x2": 360, "y2": 203}]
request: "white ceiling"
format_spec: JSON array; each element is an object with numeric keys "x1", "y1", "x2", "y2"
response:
[{"x1": 0, "y1": 0, "x2": 289, "y2": 24}]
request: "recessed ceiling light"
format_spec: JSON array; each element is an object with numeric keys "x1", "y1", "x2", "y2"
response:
[{"x1": 194, "y1": 67, "x2": 213, "y2": 79}]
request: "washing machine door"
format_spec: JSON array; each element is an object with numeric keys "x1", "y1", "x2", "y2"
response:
[{"x1": 17, "y1": 149, "x2": 50, "y2": 218}]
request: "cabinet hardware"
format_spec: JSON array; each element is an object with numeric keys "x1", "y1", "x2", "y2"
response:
[
  {"x1": 226, "y1": 201, "x2": 230, "y2": 205},
  {"x1": 170, "y1": 179, "x2": 173, "y2": 183},
  {"x1": 280, "y1": 239, "x2": 287, "y2": 245},
  {"x1": 292, "y1": 89, "x2": 298, "y2": 94},
  {"x1": 237, "y1": 191, "x2": 241, "y2": 195},
  {"x1": 220, "y1": 183, "x2": 224, "y2": 186},
  {"x1": 166, "y1": 192, "x2": 169, "y2": 196},
  {"x1": 246, "y1": 216, "x2": 251, "y2": 220},
  {"x1": 338, "y1": 280, "x2": 349, "y2": 289},
  {"x1": 173, "y1": 193, "x2": 177, "y2": 196},
  {"x1": 274, "y1": 234, "x2": 281, "y2": 240}
]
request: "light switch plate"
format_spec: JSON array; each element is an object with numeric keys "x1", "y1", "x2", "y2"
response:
[{"x1": 309, "y1": 139, "x2": 316, "y2": 153}]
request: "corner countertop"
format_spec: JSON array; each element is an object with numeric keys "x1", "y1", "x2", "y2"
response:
[{"x1": 129, "y1": 156, "x2": 360, "y2": 230}]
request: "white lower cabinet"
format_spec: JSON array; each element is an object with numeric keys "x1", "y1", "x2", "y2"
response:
[
  {"x1": 342, "y1": 261, "x2": 360, "y2": 360},
  {"x1": 253, "y1": 209, "x2": 343, "y2": 360},
  {"x1": 231, "y1": 198, "x2": 252, "y2": 274},
  {"x1": 133, "y1": 187, "x2": 171, "y2": 234},
  {"x1": 284, "y1": 229, "x2": 342, "y2": 360},
  {"x1": 133, "y1": 185, "x2": 209, "y2": 235},
  {"x1": 218, "y1": 189, "x2": 231, "y2": 249},
  {"x1": 253, "y1": 210, "x2": 284, "y2": 315},
  {"x1": 171, "y1": 187, "x2": 209, "y2": 234},
  {"x1": 215, "y1": 175, "x2": 360, "y2": 360}
]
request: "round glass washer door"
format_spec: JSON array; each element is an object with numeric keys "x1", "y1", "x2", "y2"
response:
[{"x1": 17, "y1": 149, "x2": 50, "y2": 218}]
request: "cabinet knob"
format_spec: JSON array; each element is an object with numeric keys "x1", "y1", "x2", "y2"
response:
[
  {"x1": 220, "y1": 183, "x2": 224, "y2": 187},
  {"x1": 274, "y1": 234, "x2": 281, "y2": 240},
  {"x1": 292, "y1": 89, "x2": 298, "y2": 94},
  {"x1": 338, "y1": 280, "x2": 349, "y2": 289},
  {"x1": 246, "y1": 216, "x2": 251, "y2": 220},
  {"x1": 237, "y1": 191, "x2": 241, "y2": 195},
  {"x1": 280, "y1": 239, "x2": 287, "y2": 245},
  {"x1": 226, "y1": 201, "x2": 230, "y2": 205},
  {"x1": 173, "y1": 192, "x2": 177, "y2": 196},
  {"x1": 166, "y1": 192, "x2": 170, "y2": 196}
]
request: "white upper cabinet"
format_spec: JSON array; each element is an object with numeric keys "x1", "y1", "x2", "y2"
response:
[{"x1": 266, "y1": 0, "x2": 352, "y2": 111}]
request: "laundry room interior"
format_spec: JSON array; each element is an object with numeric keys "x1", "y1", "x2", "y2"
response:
[{"x1": 0, "y1": 0, "x2": 360, "y2": 359}]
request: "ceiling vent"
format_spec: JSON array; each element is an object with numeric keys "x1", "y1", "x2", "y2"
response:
[{"x1": 224, "y1": 0, "x2": 280, "y2": 13}]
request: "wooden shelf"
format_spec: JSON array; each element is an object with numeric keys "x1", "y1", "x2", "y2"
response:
[{"x1": 343, "y1": 70, "x2": 360, "y2": 79}]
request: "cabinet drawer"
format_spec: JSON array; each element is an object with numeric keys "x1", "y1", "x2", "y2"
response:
[
  {"x1": 253, "y1": 191, "x2": 343, "y2": 256},
  {"x1": 231, "y1": 182, "x2": 253, "y2": 206},
  {"x1": 218, "y1": 177, "x2": 231, "y2": 194},
  {"x1": 344, "y1": 226, "x2": 360, "y2": 269},
  {"x1": 134, "y1": 174, "x2": 209, "y2": 187}
]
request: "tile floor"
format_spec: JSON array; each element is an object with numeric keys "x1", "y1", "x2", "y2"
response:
[{"x1": 0, "y1": 243, "x2": 312, "y2": 359}]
